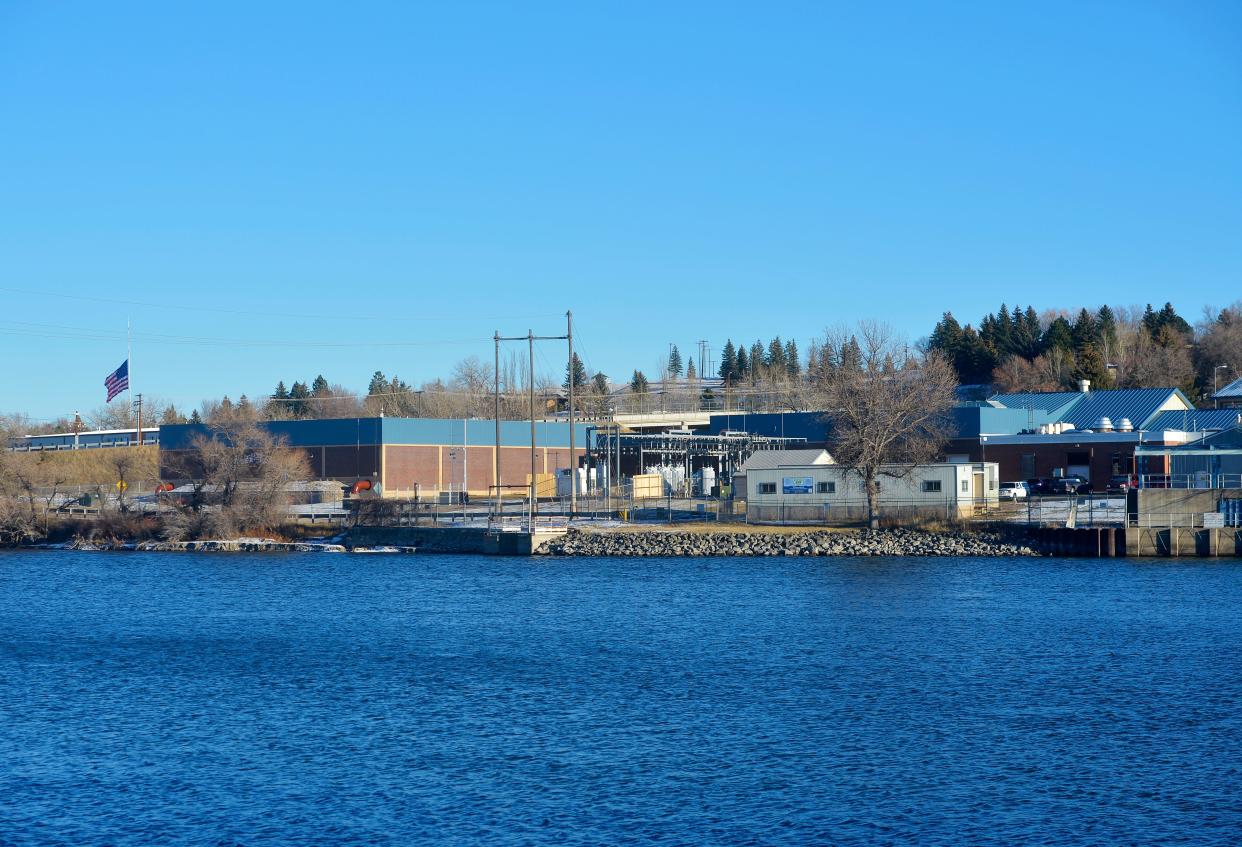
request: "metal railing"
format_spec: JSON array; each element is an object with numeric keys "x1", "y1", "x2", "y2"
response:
[
  {"x1": 1017, "y1": 493, "x2": 1127, "y2": 528},
  {"x1": 1138, "y1": 474, "x2": 1242, "y2": 489}
]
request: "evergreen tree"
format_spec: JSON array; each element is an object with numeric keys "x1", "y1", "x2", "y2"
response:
[
  {"x1": 1155, "y1": 302, "x2": 1191, "y2": 338},
  {"x1": 1018, "y1": 306, "x2": 1042, "y2": 358},
  {"x1": 784, "y1": 339, "x2": 800, "y2": 377},
  {"x1": 979, "y1": 313, "x2": 999, "y2": 354},
  {"x1": 161, "y1": 405, "x2": 184, "y2": 425},
  {"x1": 1041, "y1": 317, "x2": 1074, "y2": 354},
  {"x1": 686, "y1": 357, "x2": 697, "y2": 380},
  {"x1": 667, "y1": 345, "x2": 683, "y2": 378},
  {"x1": 630, "y1": 370, "x2": 649, "y2": 394},
  {"x1": 1096, "y1": 305, "x2": 1117, "y2": 350},
  {"x1": 767, "y1": 337, "x2": 787, "y2": 374},
  {"x1": 272, "y1": 380, "x2": 290, "y2": 400},
  {"x1": 815, "y1": 340, "x2": 837, "y2": 381},
  {"x1": 311, "y1": 375, "x2": 330, "y2": 396},
  {"x1": 289, "y1": 381, "x2": 311, "y2": 417},
  {"x1": 718, "y1": 340, "x2": 738, "y2": 384},
  {"x1": 564, "y1": 352, "x2": 588, "y2": 391},
  {"x1": 238, "y1": 394, "x2": 251, "y2": 413},
  {"x1": 750, "y1": 340, "x2": 766, "y2": 373},
  {"x1": 838, "y1": 336, "x2": 863, "y2": 373},
  {"x1": 1071, "y1": 308, "x2": 1099, "y2": 351},
  {"x1": 996, "y1": 304, "x2": 1014, "y2": 356},
  {"x1": 1141, "y1": 304, "x2": 1159, "y2": 338},
  {"x1": 592, "y1": 372, "x2": 609, "y2": 394},
  {"x1": 928, "y1": 312, "x2": 964, "y2": 359},
  {"x1": 367, "y1": 371, "x2": 388, "y2": 395},
  {"x1": 735, "y1": 346, "x2": 749, "y2": 381},
  {"x1": 955, "y1": 326, "x2": 995, "y2": 384},
  {"x1": 1071, "y1": 342, "x2": 1111, "y2": 388},
  {"x1": 189, "y1": 409, "x2": 202, "y2": 424}
]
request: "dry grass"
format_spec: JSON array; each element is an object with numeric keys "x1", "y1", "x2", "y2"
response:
[{"x1": 6, "y1": 446, "x2": 159, "y2": 487}]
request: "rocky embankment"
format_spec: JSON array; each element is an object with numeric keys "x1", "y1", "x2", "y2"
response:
[{"x1": 538, "y1": 527, "x2": 1042, "y2": 557}]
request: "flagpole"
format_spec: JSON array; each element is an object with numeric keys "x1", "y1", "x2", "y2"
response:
[{"x1": 128, "y1": 318, "x2": 136, "y2": 446}]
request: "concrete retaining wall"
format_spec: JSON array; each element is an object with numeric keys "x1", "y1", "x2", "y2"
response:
[
  {"x1": 1132, "y1": 489, "x2": 1242, "y2": 525},
  {"x1": 1125, "y1": 526, "x2": 1242, "y2": 557},
  {"x1": 342, "y1": 525, "x2": 565, "y2": 555}
]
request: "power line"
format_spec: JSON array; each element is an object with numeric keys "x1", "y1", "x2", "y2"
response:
[
  {"x1": 0, "y1": 284, "x2": 563, "y2": 324},
  {"x1": 0, "y1": 319, "x2": 484, "y2": 349}
]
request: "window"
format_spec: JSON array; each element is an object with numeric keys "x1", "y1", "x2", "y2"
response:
[
  {"x1": 961, "y1": 479, "x2": 969, "y2": 493},
  {"x1": 758, "y1": 482, "x2": 776, "y2": 494},
  {"x1": 922, "y1": 480, "x2": 942, "y2": 493},
  {"x1": 817, "y1": 481, "x2": 835, "y2": 494}
]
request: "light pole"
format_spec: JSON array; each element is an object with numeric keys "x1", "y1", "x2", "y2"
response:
[{"x1": 1215, "y1": 364, "x2": 1231, "y2": 409}]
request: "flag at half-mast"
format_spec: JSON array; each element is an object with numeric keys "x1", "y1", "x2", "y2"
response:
[{"x1": 105, "y1": 359, "x2": 129, "y2": 403}]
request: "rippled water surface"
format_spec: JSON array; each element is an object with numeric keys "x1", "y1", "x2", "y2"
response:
[{"x1": 3, "y1": 551, "x2": 1242, "y2": 845}]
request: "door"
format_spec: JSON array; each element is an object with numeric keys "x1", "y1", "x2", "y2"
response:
[{"x1": 973, "y1": 472, "x2": 985, "y2": 514}]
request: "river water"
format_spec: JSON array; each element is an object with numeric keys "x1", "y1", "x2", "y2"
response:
[{"x1": 2, "y1": 550, "x2": 1241, "y2": 845}]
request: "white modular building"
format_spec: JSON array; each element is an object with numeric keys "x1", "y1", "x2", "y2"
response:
[{"x1": 745, "y1": 461, "x2": 1000, "y2": 525}]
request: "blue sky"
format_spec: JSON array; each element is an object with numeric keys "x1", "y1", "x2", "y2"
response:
[{"x1": 2, "y1": 1, "x2": 1240, "y2": 420}]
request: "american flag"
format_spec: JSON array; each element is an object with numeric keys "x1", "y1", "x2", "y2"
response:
[{"x1": 105, "y1": 360, "x2": 129, "y2": 402}]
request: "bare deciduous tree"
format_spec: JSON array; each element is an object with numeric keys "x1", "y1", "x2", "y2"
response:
[
  {"x1": 1195, "y1": 301, "x2": 1242, "y2": 400},
  {"x1": 811, "y1": 322, "x2": 959, "y2": 528},
  {"x1": 1114, "y1": 326, "x2": 1195, "y2": 392},
  {"x1": 991, "y1": 352, "x2": 1071, "y2": 393},
  {"x1": 306, "y1": 384, "x2": 363, "y2": 419},
  {"x1": 451, "y1": 356, "x2": 492, "y2": 418},
  {"x1": 163, "y1": 420, "x2": 312, "y2": 540}
]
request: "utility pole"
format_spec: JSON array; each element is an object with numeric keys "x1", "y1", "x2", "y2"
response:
[
  {"x1": 567, "y1": 309, "x2": 576, "y2": 519},
  {"x1": 529, "y1": 330, "x2": 536, "y2": 520},
  {"x1": 73, "y1": 411, "x2": 81, "y2": 451},
  {"x1": 494, "y1": 331, "x2": 501, "y2": 520},
  {"x1": 495, "y1": 323, "x2": 571, "y2": 528},
  {"x1": 132, "y1": 394, "x2": 143, "y2": 448}
]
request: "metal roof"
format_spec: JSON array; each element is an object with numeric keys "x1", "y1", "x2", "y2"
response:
[
  {"x1": 159, "y1": 417, "x2": 589, "y2": 450},
  {"x1": 738, "y1": 448, "x2": 833, "y2": 471},
  {"x1": 1214, "y1": 376, "x2": 1242, "y2": 399},
  {"x1": 1146, "y1": 409, "x2": 1242, "y2": 432},
  {"x1": 988, "y1": 391, "x2": 1082, "y2": 415},
  {"x1": 990, "y1": 387, "x2": 1191, "y2": 430},
  {"x1": 1137, "y1": 424, "x2": 1242, "y2": 454},
  {"x1": 1056, "y1": 387, "x2": 1189, "y2": 430}
]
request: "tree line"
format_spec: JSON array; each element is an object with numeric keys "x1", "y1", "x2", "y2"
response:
[
  {"x1": 4, "y1": 299, "x2": 1239, "y2": 440},
  {"x1": 928, "y1": 301, "x2": 1239, "y2": 400}
]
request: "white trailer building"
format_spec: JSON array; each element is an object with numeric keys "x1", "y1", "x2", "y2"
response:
[{"x1": 745, "y1": 460, "x2": 1000, "y2": 525}]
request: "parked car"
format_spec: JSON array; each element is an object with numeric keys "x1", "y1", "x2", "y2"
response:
[
  {"x1": 999, "y1": 481, "x2": 1029, "y2": 501},
  {"x1": 1026, "y1": 478, "x2": 1056, "y2": 496},
  {"x1": 1051, "y1": 476, "x2": 1092, "y2": 495},
  {"x1": 1108, "y1": 474, "x2": 1137, "y2": 494}
]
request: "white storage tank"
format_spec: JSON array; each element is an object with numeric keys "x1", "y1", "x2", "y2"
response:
[{"x1": 695, "y1": 466, "x2": 717, "y2": 496}]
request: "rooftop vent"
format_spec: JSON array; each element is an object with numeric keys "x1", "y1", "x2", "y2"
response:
[
  {"x1": 1078, "y1": 379, "x2": 1091, "y2": 393},
  {"x1": 1095, "y1": 416, "x2": 1113, "y2": 432},
  {"x1": 1117, "y1": 418, "x2": 1134, "y2": 432}
]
